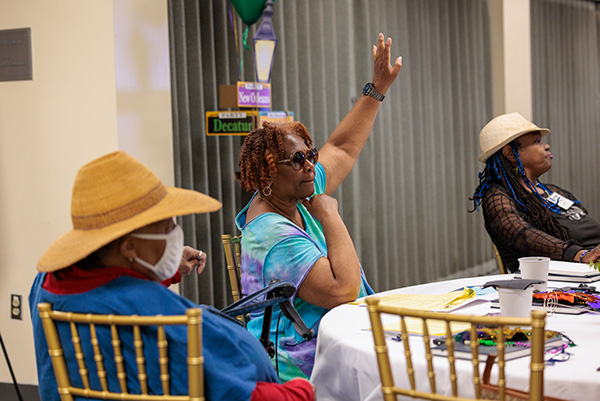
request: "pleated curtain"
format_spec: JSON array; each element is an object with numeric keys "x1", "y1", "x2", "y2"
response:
[
  {"x1": 531, "y1": 0, "x2": 600, "y2": 213},
  {"x1": 168, "y1": 0, "x2": 599, "y2": 309}
]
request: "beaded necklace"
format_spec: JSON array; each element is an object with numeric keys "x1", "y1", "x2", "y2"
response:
[{"x1": 454, "y1": 326, "x2": 562, "y2": 344}]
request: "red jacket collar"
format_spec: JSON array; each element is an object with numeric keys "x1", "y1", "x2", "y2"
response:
[{"x1": 43, "y1": 265, "x2": 151, "y2": 295}]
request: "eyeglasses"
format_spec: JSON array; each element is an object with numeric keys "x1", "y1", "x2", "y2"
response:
[{"x1": 277, "y1": 147, "x2": 318, "y2": 170}]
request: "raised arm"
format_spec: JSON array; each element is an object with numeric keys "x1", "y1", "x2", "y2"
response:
[{"x1": 319, "y1": 33, "x2": 402, "y2": 195}]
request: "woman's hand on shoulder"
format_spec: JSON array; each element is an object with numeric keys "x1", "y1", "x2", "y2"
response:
[
  {"x1": 300, "y1": 194, "x2": 340, "y2": 223},
  {"x1": 297, "y1": 194, "x2": 362, "y2": 309}
]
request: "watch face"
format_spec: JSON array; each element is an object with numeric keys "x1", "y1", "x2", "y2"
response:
[{"x1": 362, "y1": 83, "x2": 383, "y2": 101}]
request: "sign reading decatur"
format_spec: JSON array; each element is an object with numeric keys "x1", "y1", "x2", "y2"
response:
[
  {"x1": 237, "y1": 81, "x2": 271, "y2": 108},
  {"x1": 205, "y1": 111, "x2": 258, "y2": 136}
]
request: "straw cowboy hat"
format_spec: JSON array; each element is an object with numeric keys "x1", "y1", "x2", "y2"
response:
[
  {"x1": 478, "y1": 112, "x2": 550, "y2": 163},
  {"x1": 38, "y1": 151, "x2": 222, "y2": 272}
]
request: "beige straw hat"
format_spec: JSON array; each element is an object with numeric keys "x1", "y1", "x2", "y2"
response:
[
  {"x1": 37, "y1": 151, "x2": 222, "y2": 272},
  {"x1": 478, "y1": 112, "x2": 549, "y2": 163}
]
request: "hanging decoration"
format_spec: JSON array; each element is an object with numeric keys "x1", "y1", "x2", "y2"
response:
[
  {"x1": 230, "y1": 0, "x2": 268, "y2": 50},
  {"x1": 227, "y1": 1, "x2": 242, "y2": 81},
  {"x1": 252, "y1": 0, "x2": 277, "y2": 83},
  {"x1": 218, "y1": 0, "x2": 289, "y2": 136},
  {"x1": 230, "y1": 0, "x2": 267, "y2": 26},
  {"x1": 227, "y1": 0, "x2": 270, "y2": 81}
]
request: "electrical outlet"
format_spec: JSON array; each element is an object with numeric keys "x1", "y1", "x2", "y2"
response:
[{"x1": 11, "y1": 294, "x2": 22, "y2": 320}]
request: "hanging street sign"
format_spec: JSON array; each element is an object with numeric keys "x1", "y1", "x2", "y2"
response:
[
  {"x1": 205, "y1": 110, "x2": 258, "y2": 136},
  {"x1": 237, "y1": 81, "x2": 271, "y2": 108},
  {"x1": 259, "y1": 110, "x2": 294, "y2": 125}
]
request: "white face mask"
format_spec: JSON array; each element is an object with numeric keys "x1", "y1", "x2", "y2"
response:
[{"x1": 130, "y1": 224, "x2": 184, "y2": 281}]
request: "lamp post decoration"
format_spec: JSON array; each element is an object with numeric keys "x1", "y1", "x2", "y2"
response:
[
  {"x1": 253, "y1": 0, "x2": 277, "y2": 83},
  {"x1": 210, "y1": 0, "x2": 293, "y2": 136}
]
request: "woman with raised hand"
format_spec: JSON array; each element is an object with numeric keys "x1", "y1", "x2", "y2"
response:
[{"x1": 236, "y1": 33, "x2": 402, "y2": 381}]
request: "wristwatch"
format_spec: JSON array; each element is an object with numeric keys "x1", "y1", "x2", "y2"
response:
[{"x1": 362, "y1": 82, "x2": 385, "y2": 101}]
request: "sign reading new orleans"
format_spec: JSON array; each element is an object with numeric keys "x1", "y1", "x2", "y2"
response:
[
  {"x1": 237, "y1": 82, "x2": 271, "y2": 108},
  {"x1": 205, "y1": 111, "x2": 258, "y2": 136}
]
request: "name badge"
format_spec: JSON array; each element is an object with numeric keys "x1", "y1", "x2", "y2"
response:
[{"x1": 547, "y1": 192, "x2": 574, "y2": 210}]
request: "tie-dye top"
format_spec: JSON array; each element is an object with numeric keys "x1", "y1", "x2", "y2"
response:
[{"x1": 235, "y1": 162, "x2": 373, "y2": 382}]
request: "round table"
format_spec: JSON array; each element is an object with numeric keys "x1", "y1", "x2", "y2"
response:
[{"x1": 310, "y1": 274, "x2": 600, "y2": 401}]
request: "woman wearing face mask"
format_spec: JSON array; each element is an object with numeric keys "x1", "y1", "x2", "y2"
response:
[{"x1": 29, "y1": 151, "x2": 314, "y2": 401}]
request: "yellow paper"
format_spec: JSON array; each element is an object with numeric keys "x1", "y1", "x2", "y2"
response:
[
  {"x1": 356, "y1": 288, "x2": 476, "y2": 312},
  {"x1": 382, "y1": 318, "x2": 471, "y2": 336}
]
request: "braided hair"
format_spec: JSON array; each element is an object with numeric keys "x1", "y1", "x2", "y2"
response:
[
  {"x1": 470, "y1": 140, "x2": 569, "y2": 240},
  {"x1": 239, "y1": 121, "x2": 313, "y2": 193}
]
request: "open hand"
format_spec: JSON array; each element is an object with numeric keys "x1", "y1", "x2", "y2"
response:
[{"x1": 371, "y1": 33, "x2": 403, "y2": 95}]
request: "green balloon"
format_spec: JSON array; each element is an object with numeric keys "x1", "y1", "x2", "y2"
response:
[{"x1": 231, "y1": 0, "x2": 267, "y2": 26}]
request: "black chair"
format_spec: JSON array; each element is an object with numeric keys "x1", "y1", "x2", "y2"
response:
[{"x1": 221, "y1": 280, "x2": 313, "y2": 358}]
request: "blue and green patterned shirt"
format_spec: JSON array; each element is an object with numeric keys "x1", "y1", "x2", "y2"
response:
[{"x1": 235, "y1": 162, "x2": 373, "y2": 381}]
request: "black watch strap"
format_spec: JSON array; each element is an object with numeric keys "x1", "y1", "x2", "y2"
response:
[{"x1": 362, "y1": 82, "x2": 385, "y2": 101}]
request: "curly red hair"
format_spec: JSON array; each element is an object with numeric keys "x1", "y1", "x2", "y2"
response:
[{"x1": 238, "y1": 121, "x2": 313, "y2": 193}]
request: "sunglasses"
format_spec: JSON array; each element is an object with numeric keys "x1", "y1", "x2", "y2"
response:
[{"x1": 277, "y1": 147, "x2": 319, "y2": 170}]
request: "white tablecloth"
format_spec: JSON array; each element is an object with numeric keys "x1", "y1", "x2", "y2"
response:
[{"x1": 310, "y1": 274, "x2": 600, "y2": 401}]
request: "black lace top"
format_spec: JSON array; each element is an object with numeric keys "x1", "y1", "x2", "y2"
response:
[{"x1": 482, "y1": 183, "x2": 600, "y2": 273}]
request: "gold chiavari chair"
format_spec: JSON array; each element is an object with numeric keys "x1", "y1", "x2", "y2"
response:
[
  {"x1": 222, "y1": 234, "x2": 248, "y2": 326},
  {"x1": 37, "y1": 302, "x2": 204, "y2": 401},
  {"x1": 494, "y1": 245, "x2": 508, "y2": 275},
  {"x1": 366, "y1": 297, "x2": 568, "y2": 401},
  {"x1": 222, "y1": 234, "x2": 243, "y2": 303}
]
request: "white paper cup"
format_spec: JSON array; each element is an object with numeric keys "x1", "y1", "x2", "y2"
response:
[
  {"x1": 518, "y1": 256, "x2": 550, "y2": 292},
  {"x1": 497, "y1": 287, "x2": 533, "y2": 318}
]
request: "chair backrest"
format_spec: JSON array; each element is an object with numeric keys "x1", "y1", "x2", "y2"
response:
[
  {"x1": 366, "y1": 297, "x2": 548, "y2": 401},
  {"x1": 222, "y1": 234, "x2": 243, "y2": 302},
  {"x1": 37, "y1": 302, "x2": 204, "y2": 401},
  {"x1": 494, "y1": 245, "x2": 508, "y2": 274}
]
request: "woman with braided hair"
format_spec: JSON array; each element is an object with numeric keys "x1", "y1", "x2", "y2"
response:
[
  {"x1": 235, "y1": 33, "x2": 402, "y2": 382},
  {"x1": 471, "y1": 112, "x2": 600, "y2": 273}
]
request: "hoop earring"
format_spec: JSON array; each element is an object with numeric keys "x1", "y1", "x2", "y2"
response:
[{"x1": 263, "y1": 184, "x2": 272, "y2": 197}]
